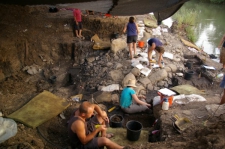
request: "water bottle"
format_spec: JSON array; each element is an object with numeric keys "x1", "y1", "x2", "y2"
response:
[{"x1": 162, "y1": 98, "x2": 169, "y2": 110}]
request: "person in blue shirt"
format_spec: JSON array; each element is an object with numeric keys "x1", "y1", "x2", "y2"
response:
[
  {"x1": 123, "y1": 16, "x2": 139, "y2": 60},
  {"x1": 147, "y1": 38, "x2": 165, "y2": 68},
  {"x1": 120, "y1": 79, "x2": 151, "y2": 113}
]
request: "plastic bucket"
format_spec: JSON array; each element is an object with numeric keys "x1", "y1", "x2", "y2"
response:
[
  {"x1": 126, "y1": 120, "x2": 142, "y2": 141},
  {"x1": 184, "y1": 70, "x2": 194, "y2": 80},
  {"x1": 138, "y1": 41, "x2": 144, "y2": 48},
  {"x1": 185, "y1": 62, "x2": 192, "y2": 69},
  {"x1": 158, "y1": 92, "x2": 173, "y2": 107},
  {"x1": 110, "y1": 114, "x2": 123, "y2": 128}
]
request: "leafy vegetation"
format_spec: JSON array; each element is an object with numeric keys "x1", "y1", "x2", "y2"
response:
[
  {"x1": 172, "y1": 7, "x2": 198, "y2": 42},
  {"x1": 199, "y1": 0, "x2": 225, "y2": 3}
]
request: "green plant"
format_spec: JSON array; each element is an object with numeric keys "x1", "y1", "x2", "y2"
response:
[
  {"x1": 172, "y1": 7, "x2": 198, "y2": 42},
  {"x1": 210, "y1": 0, "x2": 224, "y2": 3},
  {"x1": 185, "y1": 26, "x2": 196, "y2": 43}
]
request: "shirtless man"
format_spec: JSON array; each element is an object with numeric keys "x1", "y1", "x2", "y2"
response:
[{"x1": 68, "y1": 101, "x2": 124, "y2": 149}]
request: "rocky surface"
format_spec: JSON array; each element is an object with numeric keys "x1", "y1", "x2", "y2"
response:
[{"x1": 0, "y1": 4, "x2": 225, "y2": 149}]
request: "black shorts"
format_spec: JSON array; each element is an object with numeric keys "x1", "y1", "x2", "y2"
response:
[
  {"x1": 77, "y1": 138, "x2": 100, "y2": 149},
  {"x1": 74, "y1": 21, "x2": 82, "y2": 30},
  {"x1": 127, "y1": 35, "x2": 137, "y2": 43}
]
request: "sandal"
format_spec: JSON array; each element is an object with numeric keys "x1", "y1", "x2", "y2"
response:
[{"x1": 106, "y1": 133, "x2": 114, "y2": 139}]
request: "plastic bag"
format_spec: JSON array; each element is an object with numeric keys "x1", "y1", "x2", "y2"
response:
[
  {"x1": 0, "y1": 117, "x2": 17, "y2": 143},
  {"x1": 153, "y1": 96, "x2": 161, "y2": 106}
]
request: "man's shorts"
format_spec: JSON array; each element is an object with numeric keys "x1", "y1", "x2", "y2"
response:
[
  {"x1": 220, "y1": 75, "x2": 225, "y2": 88},
  {"x1": 74, "y1": 21, "x2": 82, "y2": 30},
  {"x1": 155, "y1": 46, "x2": 165, "y2": 54},
  {"x1": 127, "y1": 35, "x2": 137, "y2": 43},
  {"x1": 76, "y1": 137, "x2": 100, "y2": 149}
]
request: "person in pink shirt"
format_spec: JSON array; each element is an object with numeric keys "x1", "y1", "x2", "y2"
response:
[{"x1": 73, "y1": 8, "x2": 83, "y2": 38}]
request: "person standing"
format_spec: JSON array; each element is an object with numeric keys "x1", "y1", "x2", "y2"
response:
[
  {"x1": 123, "y1": 17, "x2": 139, "y2": 60},
  {"x1": 147, "y1": 38, "x2": 165, "y2": 68},
  {"x1": 219, "y1": 75, "x2": 225, "y2": 105},
  {"x1": 68, "y1": 101, "x2": 124, "y2": 149},
  {"x1": 120, "y1": 79, "x2": 151, "y2": 114},
  {"x1": 218, "y1": 33, "x2": 225, "y2": 70},
  {"x1": 73, "y1": 8, "x2": 83, "y2": 38}
]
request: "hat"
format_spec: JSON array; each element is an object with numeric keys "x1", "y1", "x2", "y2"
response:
[{"x1": 126, "y1": 79, "x2": 137, "y2": 88}]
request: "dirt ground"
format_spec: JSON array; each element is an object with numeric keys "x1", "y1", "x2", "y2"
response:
[{"x1": 0, "y1": 4, "x2": 225, "y2": 149}]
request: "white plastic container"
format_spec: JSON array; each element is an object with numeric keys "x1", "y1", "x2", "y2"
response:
[{"x1": 162, "y1": 98, "x2": 169, "y2": 110}]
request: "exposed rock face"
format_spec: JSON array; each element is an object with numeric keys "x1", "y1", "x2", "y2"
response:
[
  {"x1": 149, "y1": 69, "x2": 168, "y2": 85},
  {"x1": 111, "y1": 38, "x2": 127, "y2": 54},
  {"x1": 108, "y1": 70, "x2": 124, "y2": 82}
]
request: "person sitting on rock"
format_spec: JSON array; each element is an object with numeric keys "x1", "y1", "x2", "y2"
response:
[
  {"x1": 68, "y1": 101, "x2": 124, "y2": 149},
  {"x1": 147, "y1": 38, "x2": 165, "y2": 68},
  {"x1": 120, "y1": 79, "x2": 151, "y2": 114}
]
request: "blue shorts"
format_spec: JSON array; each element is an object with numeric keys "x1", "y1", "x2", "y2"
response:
[{"x1": 220, "y1": 75, "x2": 225, "y2": 88}]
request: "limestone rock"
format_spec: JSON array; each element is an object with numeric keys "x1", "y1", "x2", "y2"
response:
[
  {"x1": 167, "y1": 64, "x2": 177, "y2": 72},
  {"x1": 106, "y1": 62, "x2": 113, "y2": 67},
  {"x1": 139, "y1": 77, "x2": 151, "y2": 87},
  {"x1": 122, "y1": 72, "x2": 136, "y2": 88},
  {"x1": 108, "y1": 70, "x2": 124, "y2": 82},
  {"x1": 164, "y1": 66, "x2": 172, "y2": 72},
  {"x1": 94, "y1": 91, "x2": 111, "y2": 103},
  {"x1": 149, "y1": 69, "x2": 168, "y2": 84},
  {"x1": 134, "y1": 84, "x2": 145, "y2": 95},
  {"x1": 111, "y1": 38, "x2": 127, "y2": 54},
  {"x1": 26, "y1": 66, "x2": 39, "y2": 75},
  {"x1": 147, "y1": 83, "x2": 154, "y2": 90},
  {"x1": 157, "y1": 80, "x2": 165, "y2": 87},
  {"x1": 0, "y1": 71, "x2": 5, "y2": 82},
  {"x1": 131, "y1": 67, "x2": 141, "y2": 76},
  {"x1": 86, "y1": 57, "x2": 95, "y2": 63},
  {"x1": 115, "y1": 63, "x2": 123, "y2": 70},
  {"x1": 168, "y1": 72, "x2": 173, "y2": 78},
  {"x1": 111, "y1": 94, "x2": 119, "y2": 104}
]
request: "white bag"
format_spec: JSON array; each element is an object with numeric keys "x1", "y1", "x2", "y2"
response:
[{"x1": 0, "y1": 117, "x2": 17, "y2": 143}]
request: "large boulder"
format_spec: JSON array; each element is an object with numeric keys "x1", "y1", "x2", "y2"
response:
[
  {"x1": 131, "y1": 67, "x2": 141, "y2": 76},
  {"x1": 148, "y1": 69, "x2": 168, "y2": 84},
  {"x1": 108, "y1": 70, "x2": 124, "y2": 82},
  {"x1": 166, "y1": 64, "x2": 178, "y2": 72},
  {"x1": 138, "y1": 77, "x2": 151, "y2": 88},
  {"x1": 134, "y1": 84, "x2": 145, "y2": 95},
  {"x1": 111, "y1": 38, "x2": 127, "y2": 54},
  {"x1": 94, "y1": 91, "x2": 112, "y2": 103}
]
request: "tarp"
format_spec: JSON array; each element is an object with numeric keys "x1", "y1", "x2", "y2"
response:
[
  {"x1": 1, "y1": 0, "x2": 190, "y2": 22},
  {"x1": 171, "y1": 84, "x2": 206, "y2": 95},
  {"x1": 7, "y1": 90, "x2": 70, "y2": 128}
]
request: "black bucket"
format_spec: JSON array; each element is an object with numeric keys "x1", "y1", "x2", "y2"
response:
[
  {"x1": 126, "y1": 120, "x2": 142, "y2": 141},
  {"x1": 110, "y1": 114, "x2": 123, "y2": 128},
  {"x1": 185, "y1": 62, "x2": 192, "y2": 69},
  {"x1": 184, "y1": 70, "x2": 194, "y2": 80}
]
